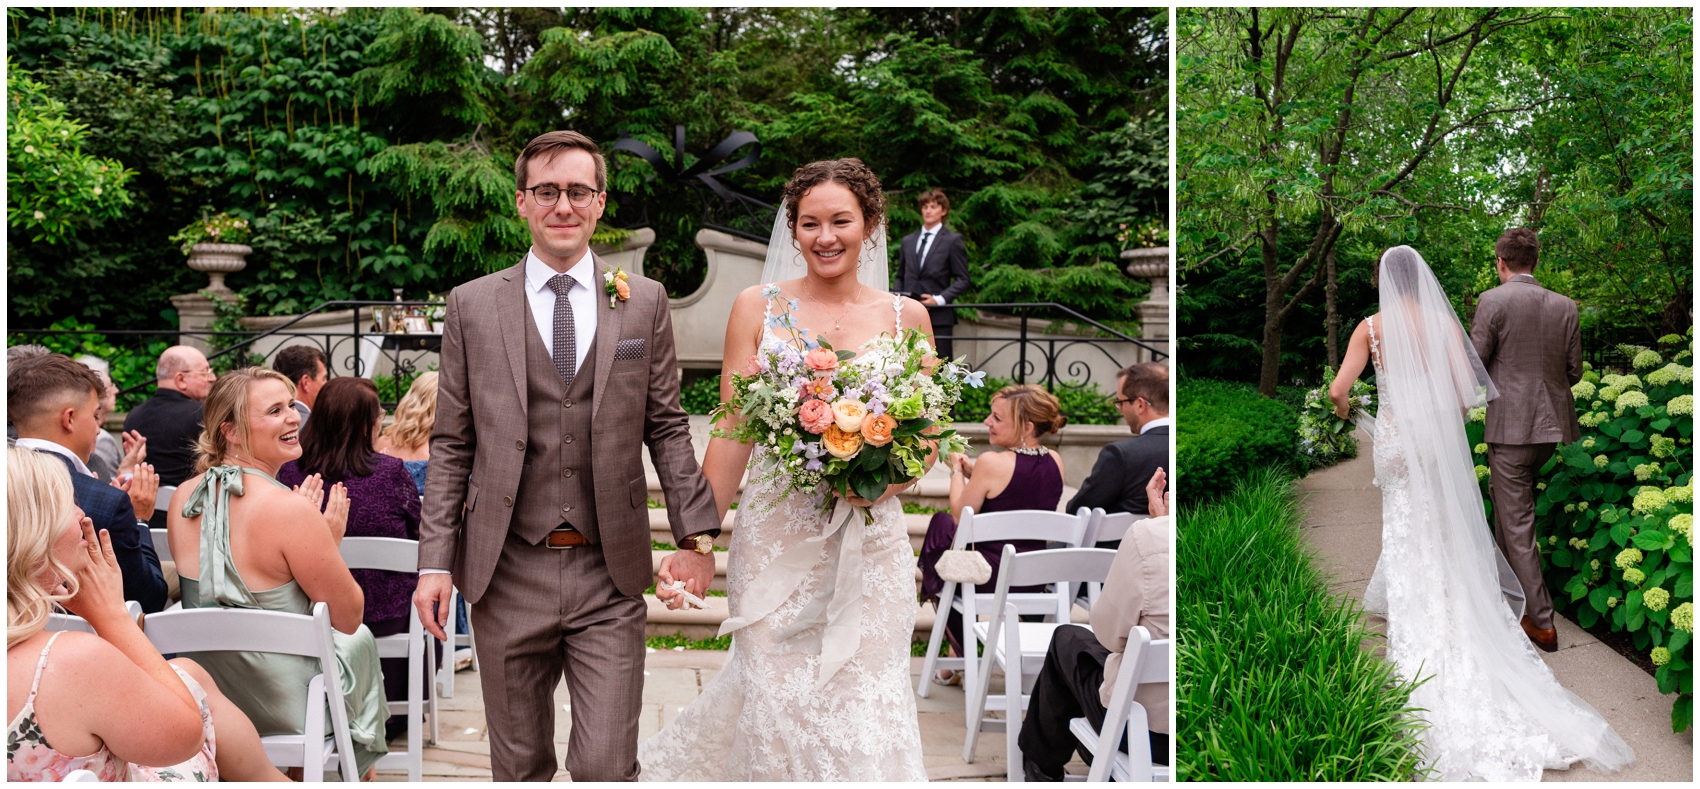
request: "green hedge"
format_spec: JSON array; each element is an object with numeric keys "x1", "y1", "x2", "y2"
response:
[
  {"x1": 1177, "y1": 378, "x2": 1298, "y2": 498},
  {"x1": 1177, "y1": 470, "x2": 1430, "y2": 780}
]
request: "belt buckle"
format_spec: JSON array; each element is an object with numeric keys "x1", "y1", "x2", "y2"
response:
[{"x1": 546, "y1": 527, "x2": 580, "y2": 550}]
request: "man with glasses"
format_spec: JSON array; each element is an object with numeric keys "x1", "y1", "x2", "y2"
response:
[
  {"x1": 124, "y1": 345, "x2": 216, "y2": 526},
  {"x1": 1066, "y1": 362, "x2": 1170, "y2": 532}
]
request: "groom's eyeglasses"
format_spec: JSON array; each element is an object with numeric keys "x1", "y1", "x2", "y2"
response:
[{"x1": 522, "y1": 184, "x2": 603, "y2": 208}]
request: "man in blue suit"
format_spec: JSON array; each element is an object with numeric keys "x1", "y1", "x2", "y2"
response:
[{"x1": 9, "y1": 354, "x2": 169, "y2": 613}]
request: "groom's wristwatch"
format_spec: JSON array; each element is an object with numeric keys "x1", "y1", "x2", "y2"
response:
[{"x1": 682, "y1": 533, "x2": 715, "y2": 555}]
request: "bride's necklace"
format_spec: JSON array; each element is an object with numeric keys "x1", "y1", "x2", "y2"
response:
[{"x1": 804, "y1": 280, "x2": 860, "y2": 331}]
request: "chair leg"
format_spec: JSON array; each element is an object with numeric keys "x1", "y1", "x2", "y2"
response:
[
  {"x1": 425, "y1": 636, "x2": 440, "y2": 746},
  {"x1": 303, "y1": 677, "x2": 327, "y2": 782},
  {"x1": 1005, "y1": 611, "x2": 1024, "y2": 783},
  {"x1": 917, "y1": 582, "x2": 954, "y2": 697},
  {"x1": 409, "y1": 634, "x2": 424, "y2": 781}
]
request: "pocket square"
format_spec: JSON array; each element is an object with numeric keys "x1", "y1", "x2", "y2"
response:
[{"x1": 614, "y1": 338, "x2": 647, "y2": 361}]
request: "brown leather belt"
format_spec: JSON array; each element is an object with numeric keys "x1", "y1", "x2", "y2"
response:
[{"x1": 546, "y1": 527, "x2": 588, "y2": 549}]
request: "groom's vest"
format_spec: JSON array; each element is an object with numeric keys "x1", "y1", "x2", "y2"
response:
[{"x1": 512, "y1": 313, "x2": 600, "y2": 545}]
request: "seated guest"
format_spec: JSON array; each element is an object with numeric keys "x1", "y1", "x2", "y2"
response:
[
  {"x1": 1067, "y1": 362, "x2": 1170, "y2": 529},
  {"x1": 72, "y1": 356, "x2": 122, "y2": 483},
  {"x1": 278, "y1": 377, "x2": 428, "y2": 737},
  {"x1": 1019, "y1": 468, "x2": 1172, "y2": 781},
  {"x1": 919, "y1": 384, "x2": 1067, "y2": 685},
  {"x1": 6, "y1": 446, "x2": 288, "y2": 781},
  {"x1": 163, "y1": 368, "x2": 388, "y2": 778},
  {"x1": 375, "y1": 371, "x2": 438, "y2": 494},
  {"x1": 74, "y1": 356, "x2": 158, "y2": 520},
  {"x1": 7, "y1": 344, "x2": 53, "y2": 439},
  {"x1": 126, "y1": 346, "x2": 216, "y2": 528},
  {"x1": 271, "y1": 345, "x2": 330, "y2": 427},
  {"x1": 8, "y1": 355, "x2": 168, "y2": 614}
]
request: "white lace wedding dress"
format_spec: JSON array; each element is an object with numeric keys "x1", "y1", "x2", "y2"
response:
[
  {"x1": 1359, "y1": 246, "x2": 1633, "y2": 782},
  {"x1": 637, "y1": 292, "x2": 928, "y2": 782}
]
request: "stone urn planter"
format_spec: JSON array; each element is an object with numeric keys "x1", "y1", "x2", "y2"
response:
[
  {"x1": 1120, "y1": 246, "x2": 1170, "y2": 304},
  {"x1": 186, "y1": 242, "x2": 251, "y2": 292}
]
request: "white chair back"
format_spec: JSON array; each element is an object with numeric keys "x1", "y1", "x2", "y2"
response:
[
  {"x1": 154, "y1": 486, "x2": 177, "y2": 514},
  {"x1": 338, "y1": 537, "x2": 432, "y2": 778},
  {"x1": 1070, "y1": 624, "x2": 1172, "y2": 781},
  {"x1": 151, "y1": 528, "x2": 172, "y2": 563},
  {"x1": 964, "y1": 544, "x2": 1119, "y2": 771},
  {"x1": 1084, "y1": 509, "x2": 1144, "y2": 546},
  {"x1": 46, "y1": 601, "x2": 143, "y2": 634},
  {"x1": 143, "y1": 602, "x2": 360, "y2": 781}
]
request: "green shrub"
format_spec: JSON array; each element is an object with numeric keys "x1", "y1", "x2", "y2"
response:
[
  {"x1": 8, "y1": 320, "x2": 166, "y2": 413},
  {"x1": 948, "y1": 375, "x2": 1122, "y2": 425},
  {"x1": 1469, "y1": 334, "x2": 1694, "y2": 732},
  {"x1": 1177, "y1": 378, "x2": 1298, "y2": 497},
  {"x1": 1177, "y1": 470, "x2": 1430, "y2": 780},
  {"x1": 680, "y1": 373, "x2": 722, "y2": 415}
]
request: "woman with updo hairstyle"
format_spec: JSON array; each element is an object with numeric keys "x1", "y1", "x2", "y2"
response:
[
  {"x1": 640, "y1": 158, "x2": 935, "y2": 780},
  {"x1": 162, "y1": 367, "x2": 391, "y2": 779},
  {"x1": 6, "y1": 446, "x2": 288, "y2": 781},
  {"x1": 918, "y1": 383, "x2": 1069, "y2": 686}
]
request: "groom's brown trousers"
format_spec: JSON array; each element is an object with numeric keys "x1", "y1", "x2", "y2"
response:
[{"x1": 1487, "y1": 443, "x2": 1557, "y2": 630}]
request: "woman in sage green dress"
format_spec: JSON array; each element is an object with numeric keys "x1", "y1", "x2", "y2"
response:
[{"x1": 164, "y1": 367, "x2": 389, "y2": 779}]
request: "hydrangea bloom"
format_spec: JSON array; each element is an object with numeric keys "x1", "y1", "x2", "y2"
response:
[
  {"x1": 1597, "y1": 385, "x2": 1621, "y2": 403},
  {"x1": 1593, "y1": 454, "x2": 1610, "y2": 470},
  {"x1": 1578, "y1": 500, "x2": 1589, "y2": 511},
  {"x1": 1474, "y1": 465, "x2": 1490, "y2": 481},
  {"x1": 1668, "y1": 394, "x2": 1693, "y2": 416},
  {"x1": 1607, "y1": 596, "x2": 1619, "y2": 608},
  {"x1": 1547, "y1": 534, "x2": 1557, "y2": 546},
  {"x1": 1622, "y1": 567, "x2": 1646, "y2": 585},
  {"x1": 1650, "y1": 647, "x2": 1671, "y2": 666},
  {"x1": 1670, "y1": 482, "x2": 1694, "y2": 504},
  {"x1": 1571, "y1": 380, "x2": 1596, "y2": 401},
  {"x1": 1634, "y1": 463, "x2": 1657, "y2": 481},
  {"x1": 1646, "y1": 367, "x2": 1677, "y2": 387},
  {"x1": 1650, "y1": 435, "x2": 1676, "y2": 459},
  {"x1": 1468, "y1": 407, "x2": 1486, "y2": 423},
  {"x1": 1670, "y1": 513, "x2": 1693, "y2": 546},
  {"x1": 1633, "y1": 487, "x2": 1668, "y2": 514},
  {"x1": 1618, "y1": 374, "x2": 1644, "y2": 390},
  {"x1": 1563, "y1": 503, "x2": 1577, "y2": 513},
  {"x1": 1633, "y1": 349, "x2": 1662, "y2": 369},
  {"x1": 1582, "y1": 437, "x2": 1596, "y2": 450},
  {"x1": 1614, "y1": 547, "x2": 1643, "y2": 569},
  {"x1": 1672, "y1": 602, "x2": 1694, "y2": 633},
  {"x1": 1577, "y1": 411, "x2": 1605, "y2": 428},
  {"x1": 1642, "y1": 586, "x2": 1670, "y2": 612},
  {"x1": 1658, "y1": 333, "x2": 1683, "y2": 345},
  {"x1": 1614, "y1": 390, "x2": 1649, "y2": 414},
  {"x1": 1590, "y1": 558, "x2": 1601, "y2": 570},
  {"x1": 1473, "y1": 443, "x2": 1487, "y2": 455}
]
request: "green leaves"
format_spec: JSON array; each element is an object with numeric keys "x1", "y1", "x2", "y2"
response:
[{"x1": 7, "y1": 68, "x2": 137, "y2": 244}]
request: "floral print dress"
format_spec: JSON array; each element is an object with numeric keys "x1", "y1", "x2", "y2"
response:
[{"x1": 7, "y1": 631, "x2": 218, "y2": 782}]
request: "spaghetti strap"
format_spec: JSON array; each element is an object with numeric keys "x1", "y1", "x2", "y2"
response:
[
  {"x1": 892, "y1": 292, "x2": 903, "y2": 334},
  {"x1": 27, "y1": 631, "x2": 67, "y2": 704},
  {"x1": 1367, "y1": 316, "x2": 1383, "y2": 369}
]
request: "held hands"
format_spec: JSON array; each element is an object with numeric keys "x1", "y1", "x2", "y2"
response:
[
  {"x1": 842, "y1": 482, "x2": 908, "y2": 508},
  {"x1": 951, "y1": 453, "x2": 975, "y2": 478},
  {"x1": 112, "y1": 462, "x2": 159, "y2": 516},
  {"x1": 60, "y1": 519, "x2": 132, "y2": 630},
  {"x1": 657, "y1": 547, "x2": 716, "y2": 611}
]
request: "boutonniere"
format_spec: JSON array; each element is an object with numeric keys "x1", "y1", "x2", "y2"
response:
[{"x1": 603, "y1": 266, "x2": 630, "y2": 309}]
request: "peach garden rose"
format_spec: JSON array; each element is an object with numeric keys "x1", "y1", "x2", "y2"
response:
[
  {"x1": 861, "y1": 413, "x2": 897, "y2": 446},
  {"x1": 821, "y1": 424, "x2": 865, "y2": 459},
  {"x1": 831, "y1": 399, "x2": 867, "y2": 432},
  {"x1": 805, "y1": 347, "x2": 840, "y2": 372}
]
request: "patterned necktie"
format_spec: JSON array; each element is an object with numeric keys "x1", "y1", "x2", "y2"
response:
[{"x1": 547, "y1": 273, "x2": 577, "y2": 387}]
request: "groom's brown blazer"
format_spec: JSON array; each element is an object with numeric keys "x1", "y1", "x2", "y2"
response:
[{"x1": 419, "y1": 254, "x2": 719, "y2": 601}]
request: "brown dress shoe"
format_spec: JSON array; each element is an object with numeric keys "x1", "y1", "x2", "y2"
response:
[{"x1": 1520, "y1": 616, "x2": 1558, "y2": 653}]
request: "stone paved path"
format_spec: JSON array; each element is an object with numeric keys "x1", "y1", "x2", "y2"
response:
[{"x1": 1297, "y1": 429, "x2": 1692, "y2": 782}]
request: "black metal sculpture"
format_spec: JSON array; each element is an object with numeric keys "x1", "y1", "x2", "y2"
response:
[{"x1": 609, "y1": 125, "x2": 777, "y2": 244}]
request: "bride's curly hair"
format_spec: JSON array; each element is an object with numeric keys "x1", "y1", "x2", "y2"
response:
[{"x1": 781, "y1": 159, "x2": 886, "y2": 232}]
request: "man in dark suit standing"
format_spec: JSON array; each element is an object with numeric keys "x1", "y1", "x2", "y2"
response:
[
  {"x1": 893, "y1": 189, "x2": 971, "y2": 358},
  {"x1": 9, "y1": 354, "x2": 169, "y2": 613},
  {"x1": 1470, "y1": 227, "x2": 1582, "y2": 654},
  {"x1": 1067, "y1": 362, "x2": 1170, "y2": 521}
]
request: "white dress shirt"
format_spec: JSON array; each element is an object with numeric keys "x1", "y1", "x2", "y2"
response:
[
  {"x1": 1139, "y1": 416, "x2": 1170, "y2": 435},
  {"x1": 422, "y1": 249, "x2": 601, "y2": 579},
  {"x1": 916, "y1": 222, "x2": 948, "y2": 306},
  {"x1": 16, "y1": 438, "x2": 95, "y2": 478},
  {"x1": 523, "y1": 247, "x2": 599, "y2": 376}
]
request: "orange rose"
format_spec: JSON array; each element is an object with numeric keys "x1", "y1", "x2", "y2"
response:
[
  {"x1": 861, "y1": 413, "x2": 897, "y2": 446},
  {"x1": 614, "y1": 278, "x2": 631, "y2": 300},
  {"x1": 821, "y1": 424, "x2": 864, "y2": 459},
  {"x1": 798, "y1": 399, "x2": 835, "y2": 434},
  {"x1": 805, "y1": 348, "x2": 840, "y2": 372}
]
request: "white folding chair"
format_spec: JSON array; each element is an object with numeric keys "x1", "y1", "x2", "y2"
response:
[
  {"x1": 339, "y1": 537, "x2": 434, "y2": 778},
  {"x1": 1079, "y1": 510, "x2": 1146, "y2": 612},
  {"x1": 436, "y1": 585, "x2": 478, "y2": 699},
  {"x1": 1067, "y1": 625, "x2": 1171, "y2": 782},
  {"x1": 918, "y1": 507, "x2": 1092, "y2": 706},
  {"x1": 963, "y1": 545, "x2": 1119, "y2": 773},
  {"x1": 46, "y1": 601, "x2": 143, "y2": 633},
  {"x1": 143, "y1": 602, "x2": 361, "y2": 781},
  {"x1": 150, "y1": 528, "x2": 172, "y2": 563}
]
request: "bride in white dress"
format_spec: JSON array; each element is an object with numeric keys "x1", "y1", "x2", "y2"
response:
[
  {"x1": 640, "y1": 159, "x2": 931, "y2": 781},
  {"x1": 1328, "y1": 246, "x2": 1633, "y2": 781}
]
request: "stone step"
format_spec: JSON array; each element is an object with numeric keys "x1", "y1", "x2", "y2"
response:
[{"x1": 648, "y1": 508, "x2": 938, "y2": 553}]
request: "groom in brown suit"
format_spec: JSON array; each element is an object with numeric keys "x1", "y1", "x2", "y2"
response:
[
  {"x1": 1470, "y1": 227, "x2": 1582, "y2": 654},
  {"x1": 414, "y1": 131, "x2": 720, "y2": 780}
]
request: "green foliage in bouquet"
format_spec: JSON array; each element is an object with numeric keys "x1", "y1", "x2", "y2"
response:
[
  {"x1": 1177, "y1": 378, "x2": 1297, "y2": 499},
  {"x1": 1468, "y1": 330, "x2": 1694, "y2": 731},
  {"x1": 1296, "y1": 368, "x2": 1376, "y2": 472}
]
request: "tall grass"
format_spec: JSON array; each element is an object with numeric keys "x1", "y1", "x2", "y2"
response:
[{"x1": 1176, "y1": 470, "x2": 1432, "y2": 781}]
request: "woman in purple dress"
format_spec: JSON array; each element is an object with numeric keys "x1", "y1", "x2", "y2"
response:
[
  {"x1": 277, "y1": 377, "x2": 424, "y2": 737},
  {"x1": 919, "y1": 384, "x2": 1067, "y2": 686}
]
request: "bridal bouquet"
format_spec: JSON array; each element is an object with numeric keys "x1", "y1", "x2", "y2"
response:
[
  {"x1": 1297, "y1": 368, "x2": 1377, "y2": 470},
  {"x1": 710, "y1": 288, "x2": 984, "y2": 512}
]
